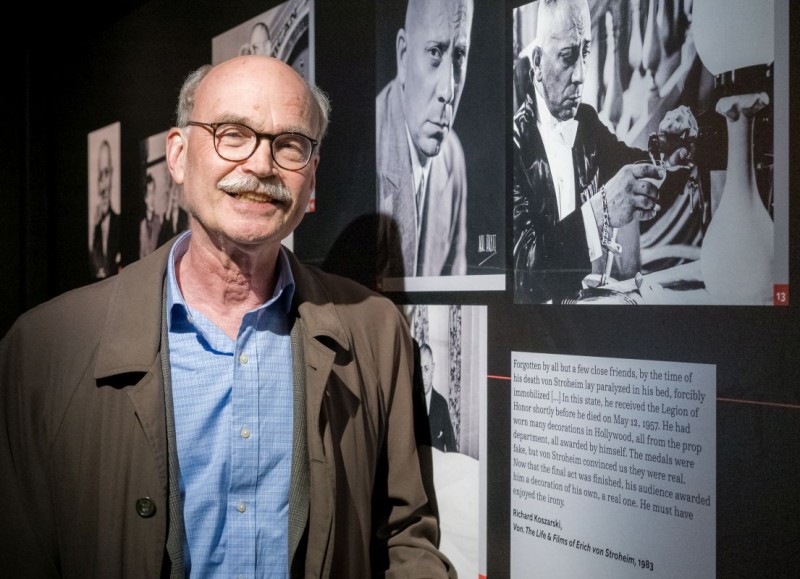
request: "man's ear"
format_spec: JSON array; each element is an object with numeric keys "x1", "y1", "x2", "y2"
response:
[
  {"x1": 396, "y1": 28, "x2": 407, "y2": 86},
  {"x1": 531, "y1": 46, "x2": 543, "y2": 83},
  {"x1": 166, "y1": 128, "x2": 187, "y2": 185}
]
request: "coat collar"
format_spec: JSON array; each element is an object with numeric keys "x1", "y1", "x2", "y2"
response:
[
  {"x1": 93, "y1": 240, "x2": 174, "y2": 379},
  {"x1": 93, "y1": 240, "x2": 351, "y2": 380},
  {"x1": 285, "y1": 249, "x2": 350, "y2": 353}
]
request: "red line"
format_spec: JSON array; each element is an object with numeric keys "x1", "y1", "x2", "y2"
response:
[
  {"x1": 489, "y1": 376, "x2": 798, "y2": 410},
  {"x1": 717, "y1": 397, "x2": 800, "y2": 410}
]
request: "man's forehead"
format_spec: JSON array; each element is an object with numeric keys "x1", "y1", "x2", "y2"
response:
[
  {"x1": 409, "y1": 0, "x2": 473, "y2": 39},
  {"x1": 197, "y1": 64, "x2": 315, "y2": 128},
  {"x1": 540, "y1": 0, "x2": 591, "y2": 46}
]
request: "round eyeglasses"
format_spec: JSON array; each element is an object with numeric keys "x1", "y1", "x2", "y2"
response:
[{"x1": 186, "y1": 121, "x2": 318, "y2": 170}]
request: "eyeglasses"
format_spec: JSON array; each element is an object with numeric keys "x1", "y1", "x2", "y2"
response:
[{"x1": 186, "y1": 121, "x2": 318, "y2": 170}]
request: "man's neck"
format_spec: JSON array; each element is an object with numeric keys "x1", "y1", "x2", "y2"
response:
[{"x1": 176, "y1": 231, "x2": 282, "y2": 340}]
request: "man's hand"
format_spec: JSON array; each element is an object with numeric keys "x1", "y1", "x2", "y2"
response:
[
  {"x1": 658, "y1": 105, "x2": 698, "y2": 167},
  {"x1": 591, "y1": 163, "x2": 665, "y2": 228}
]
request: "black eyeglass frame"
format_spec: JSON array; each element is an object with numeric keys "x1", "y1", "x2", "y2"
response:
[{"x1": 186, "y1": 120, "x2": 318, "y2": 170}]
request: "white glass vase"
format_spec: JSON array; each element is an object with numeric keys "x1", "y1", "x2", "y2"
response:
[{"x1": 700, "y1": 93, "x2": 773, "y2": 303}]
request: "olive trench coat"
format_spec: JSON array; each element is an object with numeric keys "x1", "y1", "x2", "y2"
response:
[{"x1": 1, "y1": 239, "x2": 454, "y2": 578}]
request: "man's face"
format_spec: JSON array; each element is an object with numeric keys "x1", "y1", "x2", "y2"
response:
[
  {"x1": 533, "y1": 0, "x2": 592, "y2": 122},
  {"x1": 421, "y1": 348, "x2": 434, "y2": 395},
  {"x1": 398, "y1": 0, "x2": 473, "y2": 160},
  {"x1": 97, "y1": 144, "x2": 113, "y2": 215},
  {"x1": 167, "y1": 56, "x2": 319, "y2": 250},
  {"x1": 249, "y1": 24, "x2": 271, "y2": 56}
]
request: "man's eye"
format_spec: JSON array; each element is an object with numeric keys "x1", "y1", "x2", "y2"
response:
[
  {"x1": 561, "y1": 47, "x2": 580, "y2": 66},
  {"x1": 219, "y1": 128, "x2": 247, "y2": 140},
  {"x1": 276, "y1": 139, "x2": 303, "y2": 153}
]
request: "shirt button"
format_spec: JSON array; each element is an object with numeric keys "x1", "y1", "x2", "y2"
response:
[
  {"x1": 135, "y1": 497, "x2": 156, "y2": 518},
  {"x1": 238, "y1": 354, "x2": 248, "y2": 364},
  {"x1": 240, "y1": 426, "x2": 251, "y2": 439},
  {"x1": 237, "y1": 502, "x2": 247, "y2": 513}
]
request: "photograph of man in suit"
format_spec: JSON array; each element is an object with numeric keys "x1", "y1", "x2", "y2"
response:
[
  {"x1": 90, "y1": 138, "x2": 121, "y2": 279},
  {"x1": 139, "y1": 173, "x2": 162, "y2": 259},
  {"x1": 512, "y1": 0, "x2": 696, "y2": 303},
  {"x1": 157, "y1": 173, "x2": 190, "y2": 248},
  {"x1": 376, "y1": 0, "x2": 473, "y2": 279},
  {"x1": 420, "y1": 342, "x2": 456, "y2": 453}
]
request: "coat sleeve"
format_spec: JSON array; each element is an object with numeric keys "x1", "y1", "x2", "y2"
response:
[
  {"x1": 0, "y1": 320, "x2": 61, "y2": 576},
  {"x1": 374, "y1": 305, "x2": 458, "y2": 578}
]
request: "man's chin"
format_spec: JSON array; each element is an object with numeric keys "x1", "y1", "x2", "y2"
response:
[
  {"x1": 557, "y1": 103, "x2": 580, "y2": 121},
  {"x1": 418, "y1": 135, "x2": 446, "y2": 159}
]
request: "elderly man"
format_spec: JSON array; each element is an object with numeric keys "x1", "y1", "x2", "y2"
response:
[
  {"x1": 376, "y1": 0, "x2": 473, "y2": 279},
  {"x1": 513, "y1": 0, "x2": 695, "y2": 303},
  {"x1": 1, "y1": 56, "x2": 455, "y2": 578}
]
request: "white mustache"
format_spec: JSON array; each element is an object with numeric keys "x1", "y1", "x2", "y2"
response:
[{"x1": 217, "y1": 174, "x2": 292, "y2": 202}]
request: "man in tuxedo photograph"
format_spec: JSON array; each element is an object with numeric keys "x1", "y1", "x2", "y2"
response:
[{"x1": 512, "y1": 0, "x2": 697, "y2": 303}]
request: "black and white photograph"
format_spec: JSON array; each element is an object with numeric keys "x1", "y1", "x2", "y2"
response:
[
  {"x1": 139, "y1": 130, "x2": 189, "y2": 257},
  {"x1": 376, "y1": 0, "x2": 505, "y2": 292},
  {"x1": 512, "y1": 0, "x2": 784, "y2": 305},
  {"x1": 404, "y1": 303, "x2": 486, "y2": 579},
  {"x1": 87, "y1": 122, "x2": 122, "y2": 280},
  {"x1": 211, "y1": 0, "x2": 313, "y2": 80}
]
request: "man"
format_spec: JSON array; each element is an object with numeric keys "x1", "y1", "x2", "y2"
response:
[
  {"x1": 157, "y1": 172, "x2": 190, "y2": 248},
  {"x1": 420, "y1": 342, "x2": 457, "y2": 453},
  {"x1": 513, "y1": 0, "x2": 696, "y2": 303},
  {"x1": 90, "y1": 138, "x2": 121, "y2": 279},
  {"x1": 139, "y1": 172, "x2": 162, "y2": 258},
  {"x1": 1, "y1": 56, "x2": 454, "y2": 578},
  {"x1": 376, "y1": 0, "x2": 473, "y2": 278}
]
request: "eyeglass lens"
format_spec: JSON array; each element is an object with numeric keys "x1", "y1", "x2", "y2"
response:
[{"x1": 214, "y1": 123, "x2": 313, "y2": 169}]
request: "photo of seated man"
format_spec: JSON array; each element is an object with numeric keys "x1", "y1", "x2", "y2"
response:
[{"x1": 512, "y1": 0, "x2": 704, "y2": 304}]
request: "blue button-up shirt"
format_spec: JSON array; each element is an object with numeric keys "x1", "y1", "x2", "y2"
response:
[{"x1": 167, "y1": 232, "x2": 295, "y2": 578}]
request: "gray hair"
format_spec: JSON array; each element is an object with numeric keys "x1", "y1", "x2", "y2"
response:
[{"x1": 175, "y1": 62, "x2": 331, "y2": 144}]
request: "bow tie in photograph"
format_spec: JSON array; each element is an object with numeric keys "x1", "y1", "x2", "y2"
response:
[{"x1": 554, "y1": 119, "x2": 578, "y2": 148}]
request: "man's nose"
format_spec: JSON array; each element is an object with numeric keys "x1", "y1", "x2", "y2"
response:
[
  {"x1": 243, "y1": 137, "x2": 277, "y2": 176},
  {"x1": 436, "y1": 60, "x2": 455, "y2": 104},
  {"x1": 572, "y1": 56, "x2": 586, "y2": 84}
]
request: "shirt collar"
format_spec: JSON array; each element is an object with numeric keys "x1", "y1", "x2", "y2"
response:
[{"x1": 405, "y1": 123, "x2": 432, "y2": 194}]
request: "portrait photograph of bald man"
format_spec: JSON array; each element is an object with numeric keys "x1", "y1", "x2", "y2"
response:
[{"x1": 376, "y1": 0, "x2": 505, "y2": 292}]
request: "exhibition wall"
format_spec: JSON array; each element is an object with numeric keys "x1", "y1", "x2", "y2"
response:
[{"x1": 7, "y1": 1, "x2": 799, "y2": 577}]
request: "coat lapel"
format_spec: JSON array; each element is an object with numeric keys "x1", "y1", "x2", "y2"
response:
[{"x1": 286, "y1": 250, "x2": 356, "y2": 577}]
